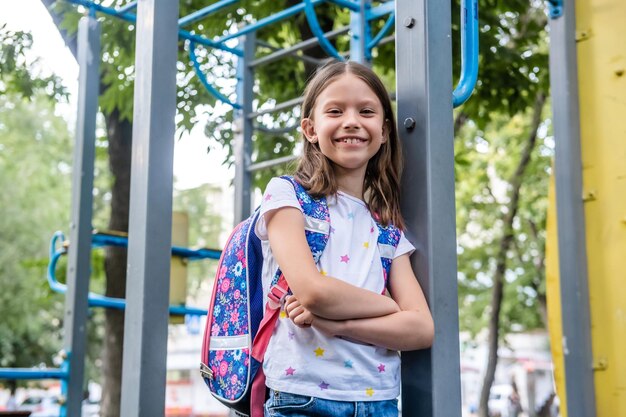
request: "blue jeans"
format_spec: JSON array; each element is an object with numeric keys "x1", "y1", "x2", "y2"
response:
[{"x1": 264, "y1": 389, "x2": 399, "y2": 417}]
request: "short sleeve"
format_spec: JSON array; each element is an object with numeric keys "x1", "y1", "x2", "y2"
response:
[
  {"x1": 394, "y1": 231, "x2": 415, "y2": 259},
  {"x1": 255, "y1": 177, "x2": 303, "y2": 240}
]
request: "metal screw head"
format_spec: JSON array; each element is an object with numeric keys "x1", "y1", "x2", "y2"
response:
[
  {"x1": 404, "y1": 17, "x2": 415, "y2": 28},
  {"x1": 404, "y1": 117, "x2": 416, "y2": 130}
]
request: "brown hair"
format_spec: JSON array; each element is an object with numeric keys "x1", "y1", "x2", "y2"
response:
[{"x1": 294, "y1": 61, "x2": 404, "y2": 228}]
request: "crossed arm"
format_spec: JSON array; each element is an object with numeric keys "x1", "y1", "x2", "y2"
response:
[{"x1": 265, "y1": 206, "x2": 434, "y2": 351}]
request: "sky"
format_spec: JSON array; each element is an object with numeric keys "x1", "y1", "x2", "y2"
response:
[{"x1": 3, "y1": 0, "x2": 232, "y2": 190}]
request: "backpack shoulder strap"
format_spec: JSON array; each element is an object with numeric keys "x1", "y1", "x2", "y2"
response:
[
  {"x1": 375, "y1": 221, "x2": 402, "y2": 289},
  {"x1": 279, "y1": 175, "x2": 330, "y2": 263}
]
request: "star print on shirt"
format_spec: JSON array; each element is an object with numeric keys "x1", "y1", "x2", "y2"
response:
[
  {"x1": 279, "y1": 311, "x2": 287, "y2": 319},
  {"x1": 314, "y1": 347, "x2": 325, "y2": 357},
  {"x1": 378, "y1": 363, "x2": 386, "y2": 373},
  {"x1": 320, "y1": 269, "x2": 327, "y2": 276},
  {"x1": 363, "y1": 241, "x2": 369, "y2": 248},
  {"x1": 344, "y1": 360, "x2": 353, "y2": 368},
  {"x1": 365, "y1": 388, "x2": 375, "y2": 397},
  {"x1": 285, "y1": 367, "x2": 295, "y2": 376},
  {"x1": 288, "y1": 331, "x2": 295, "y2": 340},
  {"x1": 340, "y1": 254, "x2": 350, "y2": 263},
  {"x1": 347, "y1": 212, "x2": 355, "y2": 220},
  {"x1": 370, "y1": 226, "x2": 375, "y2": 233},
  {"x1": 319, "y1": 381, "x2": 330, "y2": 390},
  {"x1": 264, "y1": 193, "x2": 272, "y2": 201}
]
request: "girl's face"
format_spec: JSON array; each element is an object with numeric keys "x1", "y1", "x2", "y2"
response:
[{"x1": 301, "y1": 73, "x2": 388, "y2": 177}]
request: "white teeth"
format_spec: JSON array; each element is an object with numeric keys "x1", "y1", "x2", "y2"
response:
[{"x1": 342, "y1": 138, "x2": 362, "y2": 144}]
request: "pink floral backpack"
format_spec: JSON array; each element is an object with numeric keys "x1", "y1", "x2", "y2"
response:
[{"x1": 200, "y1": 176, "x2": 401, "y2": 417}]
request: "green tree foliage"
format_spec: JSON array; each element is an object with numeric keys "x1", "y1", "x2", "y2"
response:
[
  {"x1": 0, "y1": 24, "x2": 66, "y2": 100},
  {"x1": 0, "y1": 22, "x2": 106, "y2": 385},
  {"x1": 0, "y1": 92, "x2": 71, "y2": 368}
]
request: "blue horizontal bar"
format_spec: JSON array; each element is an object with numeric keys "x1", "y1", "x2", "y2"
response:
[
  {"x1": 179, "y1": 0, "x2": 240, "y2": 27},
  {"x1": 217, "y1": 0, "x2": 326, "y2": 43},
  {"x1": 47, "y1": 232, "x2": 211, "y2": 316},
  {"x1": 64, "y1": 0, "x2": 243, "y2": 56},
  {"x1": 91, "y1": 232, "x2": 222, "y2": 260},
  {"x1": 0, "y1": 368, "x2": 69, "y2": 380},
  {"x1": 366, "y1": 1, "x2": 393, "y2": 20}
]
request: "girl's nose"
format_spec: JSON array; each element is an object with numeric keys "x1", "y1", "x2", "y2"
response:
[{"x1": 342, "y1": 111, "x2": 361, "y2": 129}]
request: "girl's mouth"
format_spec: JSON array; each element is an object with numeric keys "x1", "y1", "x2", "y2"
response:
[{"x1": 335, "y1": 137, "x2": 367, "y2": 144}]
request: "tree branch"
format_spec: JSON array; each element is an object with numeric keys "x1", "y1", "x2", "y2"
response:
[{"x1": 478, "y1": 90, "x2": 546, "y2": 417}]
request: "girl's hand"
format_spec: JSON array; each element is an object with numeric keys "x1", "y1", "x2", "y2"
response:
[
  {"x1": 310, "y1": 316, "x2": 344, "y2": 338},
  {"x1": 284, "y1": 295, "x2": 315, "y2": 328}
]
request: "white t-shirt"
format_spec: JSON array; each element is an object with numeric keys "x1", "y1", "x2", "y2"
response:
[{"x1": 255, "y1": 177, "x2": 415, "y2": 401}]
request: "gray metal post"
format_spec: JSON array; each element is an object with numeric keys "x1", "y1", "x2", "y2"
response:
[
  {"x1": 349, "y1": 0, "x2": 369, "y2": 64},
  {"x1": 395, "y1": 0, "x2": 462, "y2": 416},
  {"x1": 233, "y1": 32, "x2": 255, "y2": 224},
  {"x1": 120, "y1": 0, "x2": 179, "y2": 416},
  {"x1": 548, "y1": 4, "x2": 596, "y2": 417},
  {"x1": 63, "y1": 15, "x2": 100, "y2": 417}
]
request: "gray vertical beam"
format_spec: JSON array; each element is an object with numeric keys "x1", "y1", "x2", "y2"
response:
[
  {"x1": 395, "y1": 0, "x2": 462, "y2": 416},
  {"x1": 233, "y1": 32, "x2": 255, "y2": 224},
  {"x1": 120, "y1": 0, "x2": 179, "y2": 416},
  {"x1": 548, "y1": 4, "x2": 596, "y2": 417},
  {"x1": 63, "y1": 15, "x2": 100, "y2": 417}
]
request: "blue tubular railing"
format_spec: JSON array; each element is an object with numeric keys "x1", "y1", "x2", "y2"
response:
[
  {"x1": 367, "y1": 14, "x2": 394, "y2": 50},
  {"x1": 216, "y1": 0, "x2": 327, "y2": 44},
  {"x1": 115, "y1": 0, "x2": 137, "y2": 14},
  {"x1": 452, "y1": 0, "x2": 479, "y2": 107},
  {"x1": 178, "y1": 0, "x2": 240, "y2": 27},
  {"x1": 0, "y1": 367, "x2": 69, "y2": 381},
  {"x1": 189, "y1": 40, "x2": 242, "y2": 109},
  {"x1": 64, "y1": 0, "x2": 242, "y2": 56},
  {"x1": 48, "y1": 232, "x2": 217, "y2": 316},
  {"x1": 328, "y1": 0, "x2": 360, "y2": 12},
  {"x1": 303, "y1": 0, "x2": 344, "y2": 60}
]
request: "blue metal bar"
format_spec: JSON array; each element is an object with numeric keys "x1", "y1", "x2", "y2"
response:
[
  {"x1": 179, "y1": 29, "x2": 242, "y2": 56},
  {"x1": 367, "y1": 14, "x2": 394, "y2": 50},
  {"x1": 92, "y1": 232, "x2": 222, "y2": 260},
  {"x1": 304, "y1": 0, "x2": 344, "y2": 60},
  {"x1": 328, "y1": 0, "x2": 360, "y2": 12},
  {"x1": 178, "y1": 0, "x2": 240, "y2": 27},
  {"x1": 47, "y1": 233, "x2": 211, "y2": 316},
  {"x1": 366, "y1": 1, "x2": 393, "y2": 20},
  {"x1": 64, "y1": 0, "x2": 243, "y2": 56},
  {"x1": 216, "y1": 0, "x2": 326, "y2": 43},
  {"x1": 0, "y1": 368, "x2": 69, "y2": 380},
  {"x1": 189, "y1": 41, "x2": 242, "y2": 109},
  {"x1": 350, "y1": 0, "x2": 369, "y2": 62},
  {"x1": 116, "y1": 1, "x2": 137, "y2": 14},
  {"x1": 452, "y1": 0, "x2": 479, "y2": 107},
  {"x1": 547, "y1": 0, "x2": 563, "y2": 19}
]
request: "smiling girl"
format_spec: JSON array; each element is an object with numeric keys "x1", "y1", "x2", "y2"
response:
[{"x1": 255, "y1": 60, "x2": 434, "y2": 417}]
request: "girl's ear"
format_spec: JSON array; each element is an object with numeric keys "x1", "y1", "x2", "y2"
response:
[
  {"x1": 381, "y1": 119, "x2": 391, "y2": 143},
  {"x1": 301, "y1": 118, "x2": 318, "y2": 143}
]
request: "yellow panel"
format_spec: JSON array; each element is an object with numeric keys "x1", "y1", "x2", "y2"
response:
[
  {"x1": 170, "y1": 211, "x2": 189, "y2": 324},
  {"x1": 576, "y1": 0, "x2": 626, "y2": 415},
  {"x1": 545, "y1": 172, "x2": 567, "y2": 417}
]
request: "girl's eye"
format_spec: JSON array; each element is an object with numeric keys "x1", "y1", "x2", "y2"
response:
[
  {"x1": 361, "y1": 108, "x2": 376, "y2": 115},
  {"x1": 327, "y1": 109, "x2": 342, "y2": 115}
]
